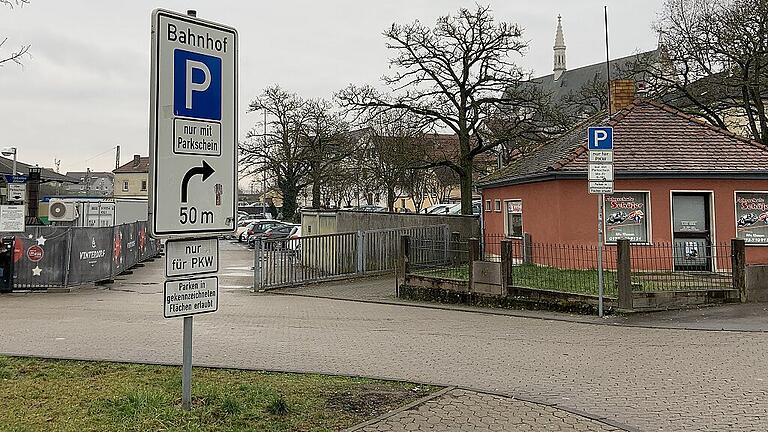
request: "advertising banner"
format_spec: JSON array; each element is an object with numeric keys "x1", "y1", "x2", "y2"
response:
[
  {"x1": 68, "y1": 227, "x2": 113, "y2": 285},
  {"x1": 735, "y1": 192, "x2": 768, "y2": 244},
  {"x1": 604, "y1": 192, "x2": 649, "y2": 243}
]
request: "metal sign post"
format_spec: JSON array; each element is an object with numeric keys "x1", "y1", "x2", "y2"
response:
[
  {"x1": 149, "y1": 8, "x2": 237, "y2": 411},
  {"x1": 588, "y1": 126, "x2": 614, "y2": 317}
]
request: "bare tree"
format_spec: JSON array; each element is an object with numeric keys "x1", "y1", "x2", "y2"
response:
[
  {"x1": 241, "y1": 86, "x2": 311, "y2": 221},
  {"x1": 636, "y1": 0, "x2": 768, "y2": 143},
  {"x1": 338, "y1": 5, "x2": 542, "y2": 214},
  {"x1": 301, "y1": 98, "x2": 354, "y2": 208},
  {"x1": 1, "y1": 0, "x2": 30, "y2": 68},
  {"x1": 363, "y1": 112, "x2": 425, "y2": 211}
]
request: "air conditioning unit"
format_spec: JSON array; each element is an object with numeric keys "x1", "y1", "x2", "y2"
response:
[{"x1": 48, "y1": 199, "x2": 78, "y2": 222}]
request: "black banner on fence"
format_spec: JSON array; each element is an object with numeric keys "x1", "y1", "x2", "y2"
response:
[
  {"x1": 68, "y1": 226, "x2": 113, "y2": 285},
  {"x1": 13, "y1": 226, "x2": 69, "y2": 289}
]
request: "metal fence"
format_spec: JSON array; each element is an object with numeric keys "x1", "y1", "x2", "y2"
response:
[
  {"x1": 409, "y1": 237, "x2": 470, "y2": 281},
  {"x1": 630, "y1": 242, "x2": 732, "y2": 291},
  {"x1": 12, "y1": 221, "x2": 161, "y2": 290},
  {"x1": 510, "y1": 242, "x2": 618, "y2": 297},
  {"x1": 254, "y1": 225, "x2": 449, "y2": 289}
]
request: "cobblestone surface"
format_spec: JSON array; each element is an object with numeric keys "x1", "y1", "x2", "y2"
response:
[
  {"x1": 1, "y1": 241, "x2": 767, "y2": 431},
  {"x1": 354, "y1": 389, "x2": 621, "y2": 432}
]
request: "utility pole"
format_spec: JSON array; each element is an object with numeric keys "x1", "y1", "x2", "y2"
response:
[{"x1": 262, "y1": 109, "x2": 267, "y2": 204}]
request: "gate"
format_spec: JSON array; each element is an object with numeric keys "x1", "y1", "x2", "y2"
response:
[{"x1": 254, "y1": 225, "x2": 449, "y2": 290}]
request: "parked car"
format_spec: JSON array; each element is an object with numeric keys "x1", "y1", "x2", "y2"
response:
[
  {"x1": 241, "y1": 219, "x2": 286, "y2": 243},
  {"x1": 249, "y1": 224, "x2": 301, "y2": 250},
  {"x1": 235, "y1": 219, "x2": 260, "y2": 241}
]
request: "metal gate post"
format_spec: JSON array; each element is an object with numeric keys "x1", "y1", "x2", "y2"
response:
[{"x1": 356, "y1": 230, "x2": 364, "y2": 274}]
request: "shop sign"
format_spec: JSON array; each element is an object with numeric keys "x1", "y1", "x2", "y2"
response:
[
  {"x1": 735, "y1": 192, "x2": 768, "y2": 244},
  {"x1": 604, "y1": 192, "x2": 648, "y2": 243}
]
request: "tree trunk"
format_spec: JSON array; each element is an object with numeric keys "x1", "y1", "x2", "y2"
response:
[
  {"x1": 387, "y1": 187, "x2": 395, "y2": 212},
  {"x1": 311, "y1": 176, "x2": 321, "y2": 209},
  {"x1": 281, "y1": 183, "x2": 300, "y2": 222},
  {"x1": 459, "y1": 155, "x2": 473, "y2": 215}
]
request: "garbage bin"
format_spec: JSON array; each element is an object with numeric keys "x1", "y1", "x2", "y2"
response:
[{"x1": 0, "y1": 236, "x2": 15, "y2": 293}]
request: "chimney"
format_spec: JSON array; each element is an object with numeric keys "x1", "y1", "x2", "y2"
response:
[
  {"x1": 132, "y1": 154, "x2": 141, "y2": 167},
  {"x1": 610, "y1": 80, "x2": 636, "y2": 113}
]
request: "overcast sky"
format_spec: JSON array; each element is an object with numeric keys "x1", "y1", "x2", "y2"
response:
[{"x1": 0, "y1": 0, "x2": 663, "y2": 177}]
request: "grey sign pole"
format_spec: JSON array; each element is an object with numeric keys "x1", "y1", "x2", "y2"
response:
[
  {"x1": 597, "y1": 194, "x2": 605, "y2": 317},
  {"x1": 182, "y1": 315, "x2": 193, "y2": 410}
]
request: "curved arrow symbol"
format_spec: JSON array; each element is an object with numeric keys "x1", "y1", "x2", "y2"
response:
[{"x1": 181, "y1": 160, "x2": 215, "y2": 203}]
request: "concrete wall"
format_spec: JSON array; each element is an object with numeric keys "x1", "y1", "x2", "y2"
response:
[
  {"x1": 336, "y1": 210, "x2": 480, "y2": 239},
  {"x1": 746, "y1": 265, "x2": 768, "y2": 302},
  {"x1": 482, "y1": 178, "x2": 768, "y2": 265}
]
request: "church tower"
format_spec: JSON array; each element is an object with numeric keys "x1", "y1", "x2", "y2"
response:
[{"x1": 553, "y1": 15, "x2": 566, "y2": 80}]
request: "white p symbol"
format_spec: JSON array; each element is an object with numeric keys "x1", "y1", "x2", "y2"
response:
[
  {"x1": 594, "y1": 129, "x2": 608, "y2": 146},
  {"x1": 185, "y1": 60, "x2": 211, "y2": 110}
]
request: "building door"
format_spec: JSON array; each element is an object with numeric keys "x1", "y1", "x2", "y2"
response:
[{"x1": 671, "y1": 193, "x2": 712, "y2": 271}]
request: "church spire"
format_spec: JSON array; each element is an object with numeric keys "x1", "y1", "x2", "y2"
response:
[{"x1": 553, "y1": 15, "x2": 566, "y2": 80}]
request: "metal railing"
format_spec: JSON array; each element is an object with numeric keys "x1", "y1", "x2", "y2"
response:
[
  {"x1": 254, "y1": 225, "x2": 450, "y2": 290},
  {"x1": 409, "y1": 237, "x2": 469, "y2": 281},
  {"x1": 630, "y1": 242, "x2": 732, "y2": 291}
]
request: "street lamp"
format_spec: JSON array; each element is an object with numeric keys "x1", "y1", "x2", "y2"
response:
[{"x1": 1, "y1": 147, "x2": 17, "y2": 175}]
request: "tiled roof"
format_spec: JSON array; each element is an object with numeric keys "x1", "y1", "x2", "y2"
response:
[
  {"x1": 113, "y1": 157, "x2": 149, "y2": 173},
  {"x1": 479, "y1": 99, "x2": 768, "y2": 188},
  {"x1": 0, "y1": 157, "x2": 77, "y2": 183}
]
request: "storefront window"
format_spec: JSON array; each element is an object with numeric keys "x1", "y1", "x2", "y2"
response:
[
  {"x1": 505, "y1": 200, "x2": 523, "y2": 238},
  {"x1": 735, "y1": 192, "x2": 768, "y2": 244},
  {"x1": 604, "y1": 192, "x2": 649, "y2": 243}
]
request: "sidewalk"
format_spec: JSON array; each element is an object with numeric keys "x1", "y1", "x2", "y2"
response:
[
  {"x1": 346, "y1": 388, "x2": 626, "y2": 432},
  {"x1": 272, "y1": 275, "x2": 768, "y2": 332}
]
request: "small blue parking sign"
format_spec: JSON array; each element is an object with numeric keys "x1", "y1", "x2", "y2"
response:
[
  {"x1": 588, "y1": 127, "x2": 613, "y2": 150},
  {"x1": 174, "y1": 49, "x2": 222, "y2": 120}
]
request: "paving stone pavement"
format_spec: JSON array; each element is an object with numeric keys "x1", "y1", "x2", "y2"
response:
[
  {"x1": 351, "y1": 388, "x2": 622, "y2": 432},
  {"x1": 1, "y1": 241, "x2": 767, "y2": 431}
]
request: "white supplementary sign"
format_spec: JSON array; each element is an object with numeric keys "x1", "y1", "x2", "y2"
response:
[
  {"x1": 149, "y1": 9, "x2": 238, "y2": 237},
  {"x1": 589, "y1": 181, "x2": 614, "y2": 195},
  {"x1": 0, "y1": 205, "x2": 25, "y2": 232},
  {"x1": 165, "y1": 237, "x2": 219, "y2": 277},
  {"x1": 589, "y1": 150, "x2": 613, "y2": 163},
  {"x1": 588, "y1": 164, "x2": 614, "y2": 181},
  {"x1": 164, "y1": 275, "x2": 218, "y2": 318},
  {"x1": 7, "y1": 183, "x2": 25, "y2": 202}
]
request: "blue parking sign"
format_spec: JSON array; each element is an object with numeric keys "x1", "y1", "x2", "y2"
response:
[
  {"x1": 174, "y1": 49, "x2": 222, "y2": 120},
  {"x1": 588, "y1": 127, "x2": 613, "y2": 150}
]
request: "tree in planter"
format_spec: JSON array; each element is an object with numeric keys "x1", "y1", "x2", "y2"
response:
[
  {"x1": 634, "y1": 0, "x2": 768, "y2": 143},
  {"x1": 338, "y1": 5, "x2": 541, "y2": 215},
  {"x1": 241, "y1": 86, "x2": 311, "y2": 222}
]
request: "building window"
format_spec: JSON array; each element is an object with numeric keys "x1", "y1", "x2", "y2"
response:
[
  {"x1": 122, "y1": 181, "x2": 129, "y2": 192},
  {"x1": 504, "y1": 200, "x2": 523, "y2": 238},
  {"x1": 484, "y1": 200, "x2": 491, "y2": 211},
  {"x1": 141, "y1": 180, "x2": 147, "y2": 191},
  {"x1": 494, "y1": 199, "x2": 501, "y2": 212},
  {"x1": 604, "y1": 192, "x2": 650, "y2": 243}
]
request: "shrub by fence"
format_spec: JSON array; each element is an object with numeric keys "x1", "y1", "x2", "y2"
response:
[{"x1": 12, "y1": 221, "x2": 161, "y2": 290}]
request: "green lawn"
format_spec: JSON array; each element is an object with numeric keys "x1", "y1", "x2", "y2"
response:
[{"x1": 0, "y1": 356, "x2": 436, "y2": 432}]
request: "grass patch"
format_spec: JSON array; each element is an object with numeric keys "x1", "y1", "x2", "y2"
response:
[{"x1": 0, "y1": 356, "x2": 437, "y2": 432}]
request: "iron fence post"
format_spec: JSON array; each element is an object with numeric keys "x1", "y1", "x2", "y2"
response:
[
  {"x1": 63, "y1": 227, "x2": 73, "y2": 288},
  {"x1": 731, "y1": 238, "x2": 746, "y2": 302},
  {"x1": 468, "y1": 238, "x2": 480, "y2": 294},
  {"x1": 617, "y1": 239, "x2": 633, "y2": 310},
  {"x1": 356, "y1": 230, "x2": 364, "y2": 274},
  {"x1": 523, "y1": 232, "x2": 533, "y2": 265},
  {"x1": 500, "y1": 239, "x2": 513, "y2": 296}
]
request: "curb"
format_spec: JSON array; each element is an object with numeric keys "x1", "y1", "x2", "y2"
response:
[
  {"x1": 268, "y1": 290, "x2": 768, "y2": 334},
  {"x1": 342, "y1": 387, "x2": 456, "y2": 431},
  {"x1": 0, "y1": 353, "x2": 638, "y2": 432}
]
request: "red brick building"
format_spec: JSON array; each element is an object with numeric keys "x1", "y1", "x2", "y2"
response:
[{"x1": 479, "y1": 99, "x2": 768, "y2": 268}]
